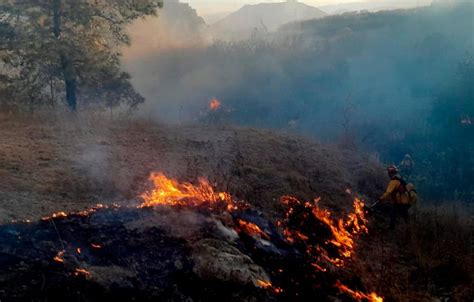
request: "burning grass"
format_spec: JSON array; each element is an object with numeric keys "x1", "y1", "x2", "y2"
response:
[
  {"x1": 335, "y1": 281, "x2": 383, "y2": 302},
  {"x1": 26, "y1": 171, "x2": 469, "y2": 301},
  {"x1": 139, "y1": 172, "x2": 237, "y2": 211},
  {"x1": 279, "y1": 196, "x2": 369, "y2": 268},
  {"x1": 1, "y1": 172, "x2": 383, "y2": 301}
]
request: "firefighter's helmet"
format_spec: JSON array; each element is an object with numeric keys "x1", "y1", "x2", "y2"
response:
[{"x1": 387, "y1": 165, "x2": 399, "y2": 175}]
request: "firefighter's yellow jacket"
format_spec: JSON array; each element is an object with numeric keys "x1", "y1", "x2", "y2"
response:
[{"x1": 380, "y1": 177, "x2": 410, "y2": 204}]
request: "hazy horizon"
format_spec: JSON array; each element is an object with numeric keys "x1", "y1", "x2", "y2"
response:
[{"x1": 185, "y1": 0, "x2": 434, "y2": 15}]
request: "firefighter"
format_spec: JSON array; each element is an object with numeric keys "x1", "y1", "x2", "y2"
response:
[
  {"x1": 399, "y1": 154, "x2": 415, "y2": 179},
  {"x1": 376, "y1": 165, "x2": 412, "y2": 229}
]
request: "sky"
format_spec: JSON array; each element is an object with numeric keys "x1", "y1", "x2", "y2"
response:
[{"x1": 184, "y1": 0, "x2": 433, "y2": 15}]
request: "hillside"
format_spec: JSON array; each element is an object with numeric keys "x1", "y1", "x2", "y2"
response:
[
  {"x1": 0, "y1": 112, "x2": 384, "y2": 224},
  {"x1": 210, "y1": 0, "x2": 326, "y2": 40},
  {"x1": 1, "y1": 112, "x2": 471, "y2": 301},
  {"x1": 121, "y1": 3, "x2": 473, "y2": 202}
]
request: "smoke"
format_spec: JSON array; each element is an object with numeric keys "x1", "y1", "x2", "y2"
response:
[
  {"x1": 121, "y1": 2, "x2": 472, "y2": 144},
  {"x1": 122, "y1": 0, "x2": 210, "y2": 59}
]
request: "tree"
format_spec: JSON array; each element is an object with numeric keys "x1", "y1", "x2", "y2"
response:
[{"x1": 0, "y1": 0, "x2": 162, "y2": 111}]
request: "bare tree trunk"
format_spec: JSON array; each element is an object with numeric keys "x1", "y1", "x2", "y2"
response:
[{"x1": 52, "y1": 0, "x2": 77, "y2": 111}]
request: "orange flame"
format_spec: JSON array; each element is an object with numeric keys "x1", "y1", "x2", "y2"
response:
[
  {"x1": 256, "y1": 280, "x2": 283, "y2": 294},
  {"x1": 209, "y1": 98, "x2": 221, "y2": 111},
  {"x1": 53, "y1": 250, "x2": 66, "y2": 263},
  {"x1": 38, "y1": 172, "x2": 378, "y2": 300},
  {"x1": 42, "y1": 211, "x2": 68, "y2": 221},
  {"x1": 74, "y1": 268, "x2": 92, "y2": 278},
  {"x1": 140, "y1": 172, "x2": 236, "y2": 211},
  {"x1": 281, "y1": 197, "x2": 368, "y2": 267},
  {"x1": 236, "y1": 219, "x2": 270, "y2": 240},
  {"x1": 335, "y1": 281, "x2": 383, "y2": 302}
]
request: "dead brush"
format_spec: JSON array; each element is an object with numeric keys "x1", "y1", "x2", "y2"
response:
[{"x1": 355, "y1": 203, "x2": 473, "y2": 301}]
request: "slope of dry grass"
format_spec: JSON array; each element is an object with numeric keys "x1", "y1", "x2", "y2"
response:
[{"x1": 0, "y1": 111, "x2": 385, "y2": 223}]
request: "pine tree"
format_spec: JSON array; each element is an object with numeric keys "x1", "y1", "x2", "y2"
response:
[{"x1": 0, "y1": 0, "x2": 162, "y2": 111}]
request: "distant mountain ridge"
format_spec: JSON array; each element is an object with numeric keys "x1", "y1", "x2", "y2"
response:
[
  {"x1": 210, "y1": 0, "x2": 327, "y2": 40},
  {"x1": 318, "y1": 0, "x2": 432, "y2": 15}
]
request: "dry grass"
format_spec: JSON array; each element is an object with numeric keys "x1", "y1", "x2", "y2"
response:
[
  {"x1": 354, "y1": 203, "x2": 473, "y2": 301},
  {"x1": 0, "y1": 111, "x2": 385, "y2": 223}
]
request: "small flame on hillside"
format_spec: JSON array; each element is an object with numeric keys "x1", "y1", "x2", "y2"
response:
[
  {"x1": 73, "y1": 268, "x2": 91, "y2": 278},
  {"x1": 53, "y1": 250, "x2": 66, "y2": 264},
  {"x1": 236, "y1": 219, "x2": 270, "y2": 240},
  {"x1": 42, "y1": 211, "x2": 68, "y2": 221},
  {"x1": 335, "y1": 281, "x2": 383, "y2": 302},
  {"x1": 256, "y1": 280, "x2": 283, "y2": 294},
  {"x1": 209, "y1": 98, "x2": 221, "y2": 111}
]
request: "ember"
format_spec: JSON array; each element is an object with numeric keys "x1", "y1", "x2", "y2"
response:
[
  {"x1": 236, "y1": 219, "x2": 270, "y2": 240},
  {"x1": 74, "y1": 268, "x2": 91, "y2": 278},
  {"x1": 336, "y1": 281, "x2": 383, "y2": 302},
  {"x1": 256, "y1": 280, "x2": 283, "y2": 294},
  {"x1": 42, "y1": 211, "x2": 68, "y2": 220},
  {"x1": 91, "y1": 243, "x2": 103, "y2": 249},
  {"x1": 53, "y1": 250, "x2": 66, "y2": 263}
]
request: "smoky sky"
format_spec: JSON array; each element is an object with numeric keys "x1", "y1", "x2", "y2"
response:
[{"x1": 121, "y1": 1, "x2": 471, "y2": 147}]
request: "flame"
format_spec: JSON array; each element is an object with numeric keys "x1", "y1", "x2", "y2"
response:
[
  {"x1": 74, "y1": 268, "x2": 91, "y2": 278},
  {"x1": 53, "y1": 250, "x2": 66, "y2": 263},
  {"x1": 42, "y1": 211, "x2": 68, "y2": 221},
  {"x1": 280, "y1": 196, "x2": 368, "y2": 268},
  {"x1": 311, "y1": 200, "x2": 364, "y2": 261},
  {"x1": 311, "y1": 262, "x2": 327, "y2": 272},
  {"x1": 140, "y1": 172, "x2": 236, "y2": 211},
  {"x1": 76, "y1": 204, "x2": 107, "y2": 216},
  {"x1": 335, "y1": 281, "x2": 383, "y2": 302},
  {"x1": 236, "y1": 219, "x2": 270, "y2": 240},
  {"x1": 209, "y1": 98, "x2": 221, "y2": 111},
  {"x1": 256, "y1": 279, "x2": 272, "y2": 288},
  {"x1": 256, "y1": 280, "x2": 283, "y2": 294},
  {"x1": 37, "y1": 172, "x2": 380, "y2": 300}
]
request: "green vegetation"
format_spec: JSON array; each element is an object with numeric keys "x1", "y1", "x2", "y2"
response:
[{"x1": 0, "y1": 0, "x2": 162, "y2": 111}]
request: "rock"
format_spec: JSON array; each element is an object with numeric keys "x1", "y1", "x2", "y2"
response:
[{"x1": 192, "y1": 238, "x2": 270, "y2": 287}]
